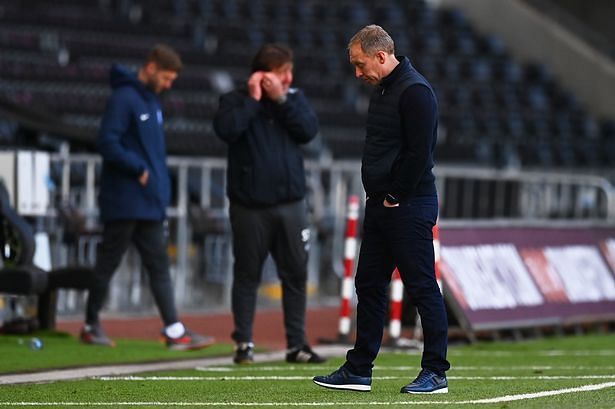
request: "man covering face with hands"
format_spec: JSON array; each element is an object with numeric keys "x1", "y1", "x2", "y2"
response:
[{"x1": 214, "y1": 44, "x2": 325, "y2": 366}]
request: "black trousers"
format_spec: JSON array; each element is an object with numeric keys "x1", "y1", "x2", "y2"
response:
[
  {"x1": 344, "y1": 195, "x2": 450, "y2": 377},
  {"x1": 85, "y1": 220, "x2": 179, "y2": 327},
  {"x1": 229, "y1": 200, "x2": 310, "y2": 349}
]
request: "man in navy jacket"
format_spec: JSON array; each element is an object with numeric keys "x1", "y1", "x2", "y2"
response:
[
  {"x1": 81, "y1": 44, "x2": 213, "y2": 350},
  {"x1": 314, "y1": 25, "x2": 450, "y2": 393},
  {"x1": 214, "y1": 44, "x2": 325, "y2": 365}
]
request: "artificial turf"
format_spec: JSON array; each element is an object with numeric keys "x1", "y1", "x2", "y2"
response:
[
  {"x1": 0, "y1": 332, "x2": 613, "y2": 408},
  {"x1": 0, "y1": 330, "x2": 232, "y2": 374}
]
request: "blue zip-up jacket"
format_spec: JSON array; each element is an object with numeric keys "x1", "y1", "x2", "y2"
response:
[
  {"x1": 213, "y1": 87, "x2": 318, "y2": 207},
  {"x1": 97, "y1": 64, "x2": 171, "y2": 222}
]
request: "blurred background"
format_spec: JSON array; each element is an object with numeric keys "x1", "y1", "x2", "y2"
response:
[{"x1": 0, "y1": 0, "x2": 613, "y2": 341}]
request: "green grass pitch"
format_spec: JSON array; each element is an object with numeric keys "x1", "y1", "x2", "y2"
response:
[{"x1": 0, "y1": 332, "x2": 613, "y2": 408}]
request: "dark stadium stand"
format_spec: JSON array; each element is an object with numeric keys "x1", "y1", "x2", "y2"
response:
[{"x1": 0, "y1": 0, "x2": 614, "y2": 168}]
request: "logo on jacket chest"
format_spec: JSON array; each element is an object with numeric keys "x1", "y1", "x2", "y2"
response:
[{"x1": 138, "y1": 110, "x2": 163, "y2": 125}]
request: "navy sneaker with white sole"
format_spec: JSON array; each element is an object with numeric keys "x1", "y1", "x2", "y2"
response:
[
  {"x1": 313, "y1": 367, "x2": 372, "y2": 392},
  {"x1": 400, "y1": 369, "x2": 448, "y2": 394}
]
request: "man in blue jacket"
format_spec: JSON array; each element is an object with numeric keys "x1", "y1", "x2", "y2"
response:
[
  {"x1": 81, "y1": 44, "x2": 213, "y2": 350},
  {"x1": 313, "y1": 25, "x2": 450, "y2": 393},
  {"x1": 214, "y1": 44, "x2": 325, "y2": 364}
]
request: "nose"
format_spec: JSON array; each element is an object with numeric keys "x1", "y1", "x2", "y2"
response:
[{"x1": 355, "y1": 67, "x2": 362, "y2": 78}]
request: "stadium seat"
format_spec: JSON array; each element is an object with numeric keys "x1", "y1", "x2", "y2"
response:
[
  {"x1": 0, "y1": 0, "x2": 611, "y2": 169},
  {"x1": 0, "y1": 180, "x2": 93, "y2": 329}
]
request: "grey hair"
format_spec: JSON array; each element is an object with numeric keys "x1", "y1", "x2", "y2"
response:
[{"x1": 348, "y1": 24, "x2": 395, "y2": 55}]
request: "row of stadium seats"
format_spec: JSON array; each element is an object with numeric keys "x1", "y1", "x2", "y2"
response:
[{"x1": 0, "y1": 0, "x2": 613, "y2": 169}]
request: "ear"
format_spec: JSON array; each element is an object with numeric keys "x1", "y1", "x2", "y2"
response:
[
  {"x1": 144, "y1": 61, "x2": 158, "y2": 75},
  {"x1": 376, "y1": 51, "x2": 387, "y2": 64}
]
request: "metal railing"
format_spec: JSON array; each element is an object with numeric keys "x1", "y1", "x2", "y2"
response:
[
  {"x1": 435, "y1": 165, "x2": 615, "y2": 221},
  {"x1": 45, "y1": 154, "x2": 615, "y2": 315}
]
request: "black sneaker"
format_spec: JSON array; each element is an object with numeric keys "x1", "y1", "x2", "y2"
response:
[
  {"x1": 163, "y1": 329, "x2": 215, "y2": 351},
  {"x1": 80, "y1": 324, "x2": 116, "y2": 347},
  {"x1": 234, "y1": 342, "x2": 254, "y2": 364},
  {"x1": 400, "y1": 369, "x2": 448, "y2": 394},
  {"x1": 286, "y1": 344, "x2": 327, "y2": 363},
  {"x1": 313, "y1": 366, "x2": 372, "y2": 392}
]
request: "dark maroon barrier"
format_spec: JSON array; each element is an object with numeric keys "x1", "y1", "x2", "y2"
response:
[{"x1": 439, "y1": 225, "x2": 615, "y2": 331}]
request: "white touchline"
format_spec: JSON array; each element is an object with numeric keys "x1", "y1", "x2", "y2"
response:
[
  {"x1": 449, "y1": 365, "x2": 615, "y2": 371},
  {"x1": 195, "y1": 366, "x2": 335, "y2": 372},
  {"x1": 1, "y1": 381, "x2": 614, "y2": 405},
  {"x1": 457, "y1": 381, "x2": 615, "y2": 404},
  {"x1": 441, "y1": 350, "x2": 615, "y2": 357},
  {"x1": 96, "y1": 376, "x2": 401, "y2": 381},
  {"x1": 195, "y1": 365, "x2": 615, "y2": 372},
  {"x1": 541, "y1": 351, "x2": 615, "y2": 356},
  {"x1": 96, "y1": 375, "x2": 615, "y2": 381},
  {"x1": 448, "y1": 376, "x2": 615, "y2": 380}
]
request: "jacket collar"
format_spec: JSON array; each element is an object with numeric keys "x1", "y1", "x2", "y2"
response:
[
  {"x1": 380, "y1": 56, "x2": 411, "y2": 90},
  {"x1": 110, "y1": 64, "x2": 157, "y2": 101}
]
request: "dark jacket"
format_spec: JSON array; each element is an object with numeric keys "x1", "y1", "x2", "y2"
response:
[
  {"x1": 362, "y1": 56, "x2": 438, "y2": 201},
  {"x1": 97, "y1": 64, "x2": 171, "y2": 222},
  {"x1": 213, "y1": 87, "x2": 318, "y2": 207}
]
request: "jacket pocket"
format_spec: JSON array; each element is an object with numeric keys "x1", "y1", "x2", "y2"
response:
[{"x1": 142, "y1": 174, "x2": 159, "y2": 202}]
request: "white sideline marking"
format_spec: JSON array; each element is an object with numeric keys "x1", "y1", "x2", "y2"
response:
[
  {"x1": 2, "y1": 381, "x2": 614, "y2": 406},
  {"x1": 97, "y1": 375, "x2": 615, "y2": 381},
  {"x1": 0, "y1": 346, "x2": 350, "y2": 386},
  {"x1": 195, "y1": 365, "x2": 615, "y2": 372},
  {"x1": 449, "y1": 375, "x2": 615, "y2": 380},
  {"x1": 540, "y1": 350, "x2": 615, "y2": 356},
  {"x1": 460, "y1": 381, "x2": 615, "y2": 404},
  {"x1": 97, "y1": 376, "x2": 399, "y2": 381},
  {"x1": 441, "y1": 350, "x2": 615, "y2": 357},
  {"x1": 450, "y1": 365, "x2": 615, "y2": 371}
]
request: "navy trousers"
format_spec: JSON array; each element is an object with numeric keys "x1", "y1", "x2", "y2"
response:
[{"x1": 344, "y1": 195, "x2": 450, "y2": 377}]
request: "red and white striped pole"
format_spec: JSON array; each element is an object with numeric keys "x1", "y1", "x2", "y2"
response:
[
  {"x1": 432, "y1": 223, "x2": 443, "y2": 294},
  {"x1": 389, "y1": 223, "x2": 443, "y2": 345},
  {"x1": 388, "y1": 268, "x2": 404, "y2": 340},
  {"x1": 338, "y1": 195, "x2": 360, "y2": 341}
]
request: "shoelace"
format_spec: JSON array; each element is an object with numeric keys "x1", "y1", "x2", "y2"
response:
[
  {"x1": 413, "y1": 369, "x2": 434, "y2": 384},
  {"x1": 337, "y1": 367, "x2": 355, "y2": 379},
  {"x1": 325, "y1": 368, "x2": 344, "y2": 378}
]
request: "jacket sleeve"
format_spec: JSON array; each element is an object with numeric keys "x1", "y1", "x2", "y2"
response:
[
  {"x1": 390, "y1": 84, "x2": 437, "y2": 199},
  {"x1": 213, "y1": 91, "x2": 261, "y2": 143},
  {"x1": 96, "y1": 91, "x2": 148, "y2": 177},
  {"x1": 273, "y1": 90, "x2": 319, "y2": 144}
]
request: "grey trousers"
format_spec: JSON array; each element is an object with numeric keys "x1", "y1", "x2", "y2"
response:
[
  {"x1": 85, "y1": 220, "x2": 179, "y2": 327},
  {"x1": 229, "y1": 200, "x2": 310, "y2": 349}
]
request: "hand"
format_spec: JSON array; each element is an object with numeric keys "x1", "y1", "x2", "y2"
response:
[
  {"x1": 383, "y1": 198, "x2": 399, "y2": 208},
  {"x1": 261, "y1": 72, "x2": 286, "y2": 102},
  {"x1": 139, "y1": 170, "x2": 149, "y2": 186},
  {"x1": 248, "y1": 71, "x2": 264, "y2": 101}
]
